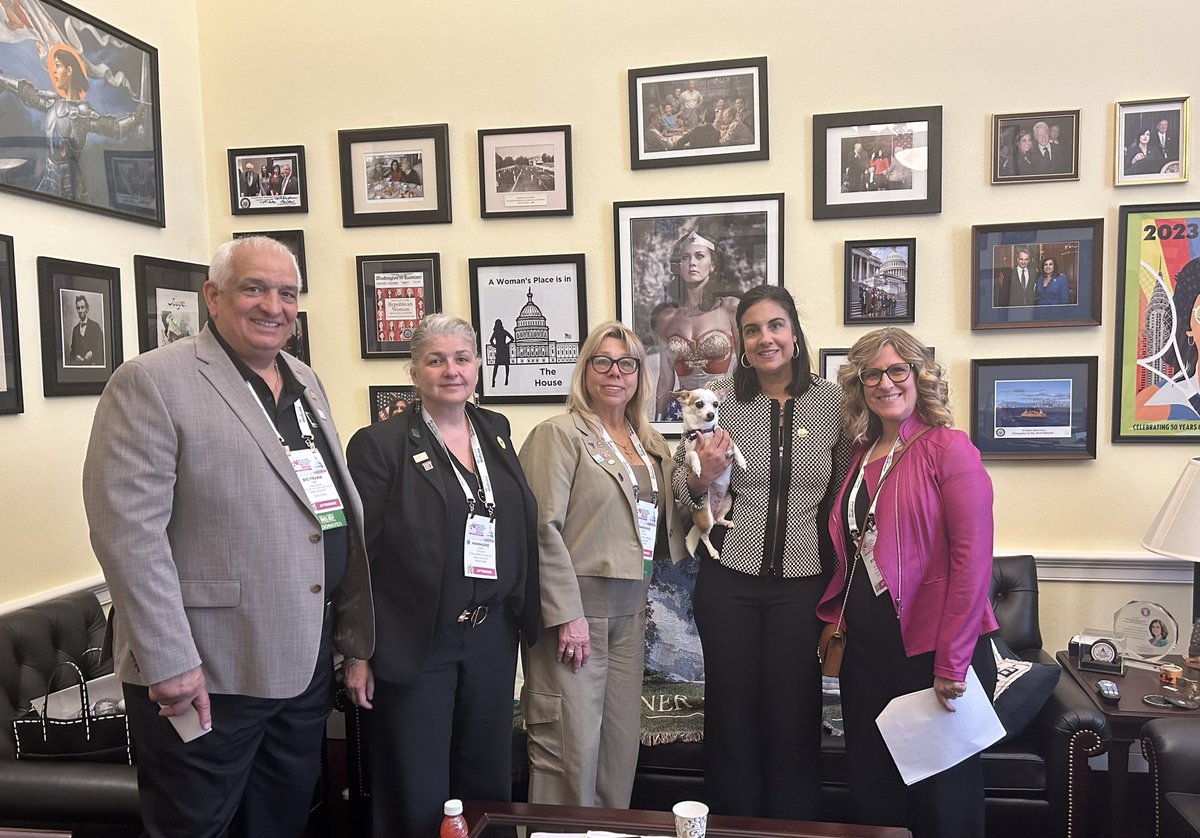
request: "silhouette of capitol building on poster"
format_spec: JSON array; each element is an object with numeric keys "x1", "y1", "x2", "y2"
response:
[{"x1": 485, "y1": 287, "x2": 579, "y2": 366}]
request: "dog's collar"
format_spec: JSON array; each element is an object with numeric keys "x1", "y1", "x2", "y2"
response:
[{"x1": 684, "y1": 428, "x2": 716, "y2": 441}]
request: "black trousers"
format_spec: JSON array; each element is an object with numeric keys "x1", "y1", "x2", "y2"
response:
[
  {"x1": 123, "y1": 612, "x2": 334, "y2": 838},
  {"x1": 839, "y1": 573, "x2": 998, "y2": 838},
  {"x1": 366, "y1": 608, "x2": 518, "y2": 837},
  {"x1": 693, "y1": 560, "x2": 825, "y2": 819}
]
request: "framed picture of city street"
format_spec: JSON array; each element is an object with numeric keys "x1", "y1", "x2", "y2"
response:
[
  {"x1": 0, "y1": 0, "x2": 163, "y2": 226},
  {"x1": 843, "y1": 238, "x2": 916, "y2": 325},
  {"x1": 627, "y1": 57, "x2": 769, "y2": 170},
  {"x1": 477, "y1": 125, "x2": 573, "y2": 218},
  {"x1": 970, "y1": 356, "x2": 1098, "y2": 461},
  {"x1": 812, "y1": 105, "x2": 942, "y2": 220},
  {"x1": 468, "y1": 253, "x2": 588, "y2": 404}
]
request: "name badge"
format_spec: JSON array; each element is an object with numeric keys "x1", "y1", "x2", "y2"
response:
[
  {"x1": 287, "y1": 447, "x2": 347, "y2": 531},
  {"x1": 464, "y1": 514, "x2": 498, "y2": 579},
  {"x1": 859, "y1": 529, "x2": 888, "y2": 596},
  {"x1": 636, "y1": 499, "x2": 659, "y2": 579}
]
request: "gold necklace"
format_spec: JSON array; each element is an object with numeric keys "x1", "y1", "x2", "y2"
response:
[{"x1": 269, "y1": 360, "x2": 282, "y2": 398}]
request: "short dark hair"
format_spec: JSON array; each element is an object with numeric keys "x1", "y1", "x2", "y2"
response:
[
  {"x1": 732, "y1": 284, "x2": 813, "y2": 402},
  {"x1": 1171, "y1": 257, "x2": 1200, "y2": 378}
]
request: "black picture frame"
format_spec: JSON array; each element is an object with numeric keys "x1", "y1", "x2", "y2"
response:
[
  {"x1": 338, "y1": 124, "x2": 452, "y2": 227},
  {"x1": 969, "y1": 356, "x2": 1099, "y2": 461},
  {"x1": 356, "y1": 253, "x2": 441, "y2": 358},
  {"x1": 819, "y1": 348, "x2": 850, "y2": 385},
  {"x1": 132, "y1": 255, "x2": 209, "y2": 354},
  {"x1": 1115, "y1": 97, "x2": 1190, "y2": 186},
  {"x1": 1112, "y1": 202, "x2": 1200, "y2": 443},
  {"x1": 227, "y1": 145, "x2": 307, "y2": 215},
  {"x1": 0, "y1": 234, "x2": 23, "y2": 414},
  {"x1": 991, "y1": 109, "x2": 1080, "y2": 184},
  {"x1": 283, "y1": 311, "x2": 309, "y2": 366},
  {"x1": 368, "y1": 385, "x2": 418, "y2": 424},
  {"x1": 971, "y1": 218, "x2": 1104, "y2": 330},
  {"x1": 477, "y1": 125, "x2": 573, "y2": 218},
  {"x1": 843, "y1": 238, "x2": 916, "y2": 324},
  {"x1": 37, "y1": 256, "x2": 122, "y2": 396},
  {"x1": 0, "y1": 0, "x2": 164, "y2": 226},
  {"x1": 627, "y1": 56, "x2": 769, "y2": 170},
  {"x1": 232, "y1": 229, "x2": 308, "y2": 293},
  {"x1": 468, "y1": 254, "x2": 587, "y2": 404},
  {"x1": 614, "y1": 192, "x2": 784, "y2": 436},
  {"x1": 812, "y1": 105, "x2": 942, "y2": 220}
]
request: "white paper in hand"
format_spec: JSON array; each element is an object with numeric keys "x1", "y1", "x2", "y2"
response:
[
  {"x1": 874, "y1": 665, "x2": 1004, "y2": 786},
  {"x1": 167, "y1": 704, "x2": 211, "y2": 743}
]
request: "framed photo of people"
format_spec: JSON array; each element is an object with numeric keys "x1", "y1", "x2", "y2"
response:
[
  {"x1": 284, "y1": 311, "x2": 310, "y2": 366},
  {"x1": 991, "y1": 109, "x2": 1080, "y2": 184},
  {"x1": 0, "y1": 234, "x2": 23, "y2": 414},
  {"x1": 37, "y1": 256, "x2": 122, "y2": 396},
  {"x1": 356, "y1": 252, "x2": 441, "y2": 358},
  {"x1": 971, "y1": 219, "x2": 1104, "y2": 330},
  {"x1": 369, "y1": 385, "x2": 418, "y2": 424},
  {"x1": 232, "y1": 230, "x2": 308, "y2": 293},
  {"x1": 969, "y1": 357, "x2": 1099, "y2": 461},
  {"x1": 1112, "y1": 202, "x2": 1200, "y2": 443},
  {"x1": 477, "y1": 125, "x2": 573, "y2": 218},
  {"x1": 627, "y1": 56, "x2": 769, "y2": 170},
  {"x1": 613, "y1": 192, "x2": 784, "y2": 435},
  {"x1": 0, "y1": 0, "x2": 163, "y2": 226},
  {"x1": 819, "y1": 348, "x2": 850, "y2": 385},
  {"x1": 1115, "y1": 97, "x2": 1190, "y2": 186},
  {"x1": 103, "y1": 150, "x2": 160, "y2": 222},
  {"x1": 227, "y1": 145, "x2": 307, "y2": 215},
  {"x1": 338, "y1": 124, "x2": 452, "y2": 227},
  {"x1": 132, "y1": 255, "x2": 209, "y2": 354},
  {"x1": 812, "y1": 105, "x2": 942, "y2": 220},
  {"x1": 843, "y1": 238, "x2": 916, "y2": 325},
  {"x1": 468, "y1": 253, "x2": 587, "y2": 405}
]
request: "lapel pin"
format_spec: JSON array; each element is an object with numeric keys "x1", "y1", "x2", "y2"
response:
[
  {"x1": 422, "y1": 462, "x2": 434, "y2": 472},
  {"x1": 795, "y1": 427, "x2": 809, "y2": 438},
  {"x1": 413, "y1": 452, "x2": 429, "y2": 464},
  {"x1": 497, "y1": 436, "x2": 507, "y2": 449},
  {"x1": 316, "y1": 408, "x2": 328, "y2": 421}
]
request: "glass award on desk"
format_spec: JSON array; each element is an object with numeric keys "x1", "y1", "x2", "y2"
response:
[{"x1": 1114, "y1": 600, "x2": 1179, "y2": 662}]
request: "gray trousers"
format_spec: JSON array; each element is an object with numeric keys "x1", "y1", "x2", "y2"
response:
[{"x1": 523, "y1": 611, "x2": 646, "y2": 807}]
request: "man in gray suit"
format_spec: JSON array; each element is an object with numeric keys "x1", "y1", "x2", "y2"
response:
[{"x1": 83, "y1": 236, "x2": 374, "y2": 838}]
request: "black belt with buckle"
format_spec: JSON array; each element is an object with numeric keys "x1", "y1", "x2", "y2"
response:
[{"x1": 456, "y1": 604, "x2": 489, "y2": 628}]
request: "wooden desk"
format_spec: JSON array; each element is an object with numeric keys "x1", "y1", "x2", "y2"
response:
[
  {"x1": 1056, "y1": 651, "x2": 1200, "y2": 838},
  {"x1": 464, "y1": 800, "x2": 910, "y2": 837}
]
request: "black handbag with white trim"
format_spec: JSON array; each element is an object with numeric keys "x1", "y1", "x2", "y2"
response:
[{"x1": 12, "y1": 660, "x2": 132, "y2": 765}]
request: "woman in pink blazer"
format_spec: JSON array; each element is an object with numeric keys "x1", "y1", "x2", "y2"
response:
[{"x1": 817, "y1": 327, "x2": 998, "y2": 838}]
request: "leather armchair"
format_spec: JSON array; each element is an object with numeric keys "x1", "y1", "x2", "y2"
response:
[
  {"x1": 0, "y1": 592, "x2": 140, "y2": 837},
  {"x1": 1141, "y1": 717, "x2": 1200, "y2": 838}
]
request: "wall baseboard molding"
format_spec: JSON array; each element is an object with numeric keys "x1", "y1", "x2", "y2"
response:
[{"x1": 1, "y1": 552, "x2": 1190, "y2": 615}]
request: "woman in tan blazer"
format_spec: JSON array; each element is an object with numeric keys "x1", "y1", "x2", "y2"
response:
[{"x1": 519, "y1": 321, "x2": 686, "y2": 807}]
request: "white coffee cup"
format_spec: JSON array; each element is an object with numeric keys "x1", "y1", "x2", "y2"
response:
[{"x1": 672, "y1": 800, "x2": 709, "y2": 838}]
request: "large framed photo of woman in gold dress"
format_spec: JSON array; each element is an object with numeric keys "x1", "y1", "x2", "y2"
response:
[{"x1": 613, "y1": 193, "x2": 783, "y2": 436}]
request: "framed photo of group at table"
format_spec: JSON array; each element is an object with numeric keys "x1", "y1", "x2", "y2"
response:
[
  {"x1": 356, "y1": 253, "x2": 441, "y2": 359},
  {"x1": 338, "y1": 124, "x2": 451, "y2": 227},
  {"x1": 969, "y1": 357, "x2": 1099, "y2": 461},
  {"x1": 1112, "y1": 202, "x2": 1200, "y2": 443},
  {"x1": 0, "y1": 0, "x2": 164, "y2": 227},
  {"x1": 477, "y1": 125, "x2": 573, "y2": 218},
  {"x1": 971, "y1": 219, "x2": 1104, "y2": 330},
  {"x1": 37, "y1": 256, "x2": 122, "y2": 396},
  {"x1": 627, "y1": 56, "x2": 769, "y2": 170},
  {"x1": 812, "y1": 105, "x2": 942, "y2": 220},
  {"x1": 227, "y1": 145, "x2": 307, "y2": 215},
  {"x1": 1114, "y1": 97, "x2": 1190, "y2": 186},
  {"x1": 0, "y1": 234, "x2": 23, "y2": 414},
  {"x1": 844, "y1": 238, "x2": 916, "y2": 324},
  {"x1": 991, "y1": 109, "x2": 1080, "y2": 184},
  {"x1": 613, "y1": 192, "x2": 784, "y2": 436},
  {"x1": 132, "y1": 255, "x2": 209, "y2": 354}
]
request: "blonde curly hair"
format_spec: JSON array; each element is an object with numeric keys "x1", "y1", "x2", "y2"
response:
[{"x1": 837, "y1": 327, "x2": 951, "y2": 445}]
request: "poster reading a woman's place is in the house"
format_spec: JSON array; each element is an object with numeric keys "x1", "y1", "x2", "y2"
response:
[{"x1": 469, "y1": 255, "x2": 587, "y2": 404}]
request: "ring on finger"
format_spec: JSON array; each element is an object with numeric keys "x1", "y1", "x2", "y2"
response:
[
  {"x1": 724, "y1": 449, "x2": 734, "y2": 460},
  {"x1": 565, "y1": 648, "x2": 575, "y2": 657}
]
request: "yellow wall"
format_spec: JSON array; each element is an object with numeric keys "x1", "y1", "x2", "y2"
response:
[{"x1": 2, "y1": 0, "x2": 1196, "y2": 641}]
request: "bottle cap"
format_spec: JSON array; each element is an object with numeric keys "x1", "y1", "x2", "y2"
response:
[{"x1": 444, "y1": 799, "x2": 463, "y2": 816}]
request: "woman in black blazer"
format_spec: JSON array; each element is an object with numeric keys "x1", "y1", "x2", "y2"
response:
[{"x1": 345, "y1": 313, "x2": 540, "y2": 837}]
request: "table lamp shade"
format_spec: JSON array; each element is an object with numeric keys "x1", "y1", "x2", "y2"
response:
[{"x1": 1142, "y1": 456, "x2": 1200, "y2": 562}]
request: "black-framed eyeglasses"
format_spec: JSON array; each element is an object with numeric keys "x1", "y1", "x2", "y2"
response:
[
  {"x1": 589, "y1": 356, "x2": 640, "y2": 374},
  {"x1": 858, "y1": 363, "x2": 914, "y2": 386}
]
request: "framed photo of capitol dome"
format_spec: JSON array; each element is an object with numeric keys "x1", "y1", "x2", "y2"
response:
[
  {"x1": 467, "y1": 253, "x2": 588, "y2": 404},
  {"x1": 843, "y1": 238, "x2": 916, "y2": 325}
]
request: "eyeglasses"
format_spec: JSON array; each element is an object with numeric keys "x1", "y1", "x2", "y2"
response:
[
  {"x1": 858, "y1": 363, "x2": 915, "y2": 386},
  {"x1": 589, "y1": 356, "x2": 640, "y2": 374}
]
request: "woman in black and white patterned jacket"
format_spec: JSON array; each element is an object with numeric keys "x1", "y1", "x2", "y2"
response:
[{"x1": 674, "y1": 283, "x2": 851, "y2": 819}]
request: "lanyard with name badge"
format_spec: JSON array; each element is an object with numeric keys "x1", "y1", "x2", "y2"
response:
[
  {"x1": 422, "y1": 410, "x2": 499, "y2": 581},
  {"x1": 599, "y1": 423, "x2": 659, "y2": 579},
  {"x1": 247, "y1": 380, "x2": 347, "y2": 531},
  {"x1": 845, "y1": 437, "x2": 902, "y2": 597}
]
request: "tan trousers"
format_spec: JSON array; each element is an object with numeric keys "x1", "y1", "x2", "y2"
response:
[{"x1": 523, "y1": 611, "x2": 646, "y2": 807}]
